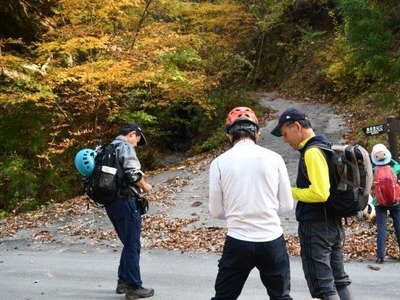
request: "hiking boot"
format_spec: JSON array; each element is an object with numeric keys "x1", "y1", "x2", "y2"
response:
[
  {"x1": 116, "y1": 278, "x2": 129, "y2": 294},
  {"x1": 126, "y1": 286, "x2": 154, "y2": 299},
  {"x1": 376, "y1": 257, "x2": 384, "y2": 264}
]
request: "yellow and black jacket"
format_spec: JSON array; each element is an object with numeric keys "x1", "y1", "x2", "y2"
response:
[{"x1": 293, "y1": 135, "x2": 333, "y2": 222}]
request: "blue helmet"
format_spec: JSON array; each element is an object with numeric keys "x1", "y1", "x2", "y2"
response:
[{"x1": 74, "y1": 149, "x2": 96, "y2": 176}]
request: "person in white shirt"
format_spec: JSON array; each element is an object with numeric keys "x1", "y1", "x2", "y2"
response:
[{"x1": 209, "y1": 107, "x2": 294, "y2": 300}]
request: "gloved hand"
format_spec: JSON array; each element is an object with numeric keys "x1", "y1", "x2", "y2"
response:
[{"x1": 124, "y1": 168, "x2": 144, "y2": 185}]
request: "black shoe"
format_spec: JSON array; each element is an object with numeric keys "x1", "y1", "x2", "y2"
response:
[
  {"x1": 116, "y1": 278, "x2": 129, "y2": 294},
  {"x1": 376, "y1": 257, "x2": 384, "y2": 264},
  {"x1": 126, "y1": 286, "x2": 155, "y2": 299}
]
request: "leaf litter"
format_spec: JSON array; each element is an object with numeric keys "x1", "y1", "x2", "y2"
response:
[{"x1": 1, "y1": 143, "x2": 399, "y2": 261}]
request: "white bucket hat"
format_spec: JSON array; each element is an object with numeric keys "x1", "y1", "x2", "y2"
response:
[{"x1": 371, "y1": 143, "x2": 392, "y2": 165}]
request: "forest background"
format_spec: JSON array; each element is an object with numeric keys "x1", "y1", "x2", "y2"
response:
[{"x1": 1, "y1": 0, "x2": 400, "y2": 215}]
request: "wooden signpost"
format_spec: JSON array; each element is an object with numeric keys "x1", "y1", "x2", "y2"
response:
[{"x1": 362, "y1": 116, "x2": 400, "y2": 161}]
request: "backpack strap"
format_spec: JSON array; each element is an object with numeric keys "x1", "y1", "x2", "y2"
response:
[
  {"x1": 100, "y1": 142, "x2": 124, "y2": 191},
  {"x1": 299, "y1": 143, "x2": 331, "y2": 184},
  {"x1": 300, "y1": 144, "x2": 337, "y2": 223}
]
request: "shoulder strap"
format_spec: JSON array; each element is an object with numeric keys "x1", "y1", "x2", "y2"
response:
[{"x1": 300, "y1": 143, "x2": 330, "y2": 182}]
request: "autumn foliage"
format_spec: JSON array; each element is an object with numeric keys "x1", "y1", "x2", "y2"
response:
[
  {"x1": 0, "y1": 0, "x2": 257, "y2": 212},
  {"x1": 2, "y1": 0, "x2": 400, "y2": 213}
]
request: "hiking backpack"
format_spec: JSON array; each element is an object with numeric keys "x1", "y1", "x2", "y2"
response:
[
  {"x1": 85, "y1": 143, "x2": 122, "y2": 206},
  {"x1": 311, "y1": 144, "x2": 373, "y2": 217},
  {"x1": 373, "y1": 165, "x2": 400, "y2": 207}
]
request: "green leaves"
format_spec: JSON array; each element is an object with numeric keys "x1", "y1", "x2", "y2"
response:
[
  {"x1": 160, "y1": 48, "x2": 202, "y2": 70},
  {"x1": 296, "y1": 25, "x2": 326, "y2": 41},
  {"x1": 0, "y1": 154, "x2": 39, "y2": 212},
  {"x1": 108, "y1": 110, "x2": 157, "y2": 125},
  {"x1": 339, "y1": 0, "x2": 393, "y2": 79}
]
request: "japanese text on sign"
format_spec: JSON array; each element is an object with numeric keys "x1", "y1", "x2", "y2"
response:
[{"x1": 362, "y1": 124, "x2": 387, "y2": 136}]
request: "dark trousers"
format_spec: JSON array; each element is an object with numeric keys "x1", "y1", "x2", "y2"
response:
[
  {"x1": 376, "y1": 205, "x2": 400, "y2": 259},
  {"x1": 298, "y1": 221, "x2": 351, "y2": 299},
  {"x1": 211, "y1": 235, "x2": 292, "y2": 300},
  {"x1": 106, "y1": 198, "x2": 142, "y2": 288}
]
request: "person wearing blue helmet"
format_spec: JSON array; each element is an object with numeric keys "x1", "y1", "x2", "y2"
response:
[
  {"x1": 370, "y1": 143, "x2": 400, "y2": 264},
  {"x1": 105, "y1": 123, "x2": 154, "y2": 300}
]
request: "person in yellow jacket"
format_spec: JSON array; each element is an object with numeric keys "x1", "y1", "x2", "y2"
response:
[{"x1": 271, "y1": 108, "x2": 353, "y2": 300}]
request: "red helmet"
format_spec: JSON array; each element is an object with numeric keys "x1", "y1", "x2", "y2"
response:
[{"x1": 225, "y1": 107, "x2": 259, "y2": 131}]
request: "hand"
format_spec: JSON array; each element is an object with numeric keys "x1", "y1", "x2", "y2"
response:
[
  {"x1": 136, "y1": 177, "x2": 152, "y2": 193},
  {"x1": 141, "y1": 182, "x2": 152, "y2": 193}
]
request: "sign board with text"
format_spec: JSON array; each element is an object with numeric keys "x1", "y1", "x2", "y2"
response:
[
  {"x1": 362, "y1": 116, "x2": 400, "y2": 161},
  {"x1": 362, "y1": 124, "x2": 387, "y2": 136}
]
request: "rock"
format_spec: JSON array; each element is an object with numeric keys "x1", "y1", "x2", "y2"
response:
[
  {"x1": 191, "y1": 201, "x2": 202, "y2": 207},
  {"x1": 367, "y1": 264, "x2": 380, "y2": 271}
]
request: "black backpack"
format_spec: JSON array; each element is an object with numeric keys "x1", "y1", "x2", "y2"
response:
[
  {"x1": 306, "y1": 144, "x2": 373, "y2": 217},
  {"x1": 85, "y1": 143, "x2": 122, "y2": 206}
]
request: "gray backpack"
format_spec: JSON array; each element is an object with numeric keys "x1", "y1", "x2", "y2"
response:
[{"x1": 308, "y1": 144, "x2": 373, "y2": 217}]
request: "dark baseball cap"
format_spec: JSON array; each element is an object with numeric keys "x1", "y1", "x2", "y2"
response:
[
  {"x1": 270, "y1": 108, "x2": 308, "y2": 137},
  {"x1": 121, "y1": 123, "x2": 147, "y2": 145}
]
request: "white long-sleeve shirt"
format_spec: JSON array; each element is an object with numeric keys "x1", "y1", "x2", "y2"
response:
[{"x1": 209, "y1": 139, "x2": 293, "y2": 242}]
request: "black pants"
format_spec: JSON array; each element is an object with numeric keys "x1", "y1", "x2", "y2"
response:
[
  {"x1": 298, "y1": 221, "x2": 351, "y2": 299},
  {"x1": 211, "y1": 235, "x2": 292, "y2": 300}
]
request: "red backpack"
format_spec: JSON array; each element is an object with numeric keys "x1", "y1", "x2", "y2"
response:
[{"x1": 373, "y1": 165, "x2": 400, "y2": 206}]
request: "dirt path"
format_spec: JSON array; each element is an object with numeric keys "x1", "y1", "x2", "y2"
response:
[
  {"x1": 4, "y1": 93, "x2": 400, "y2": 300},
  {"x1": 163, "y1": 91, "x2": 348, "y2": 235},
  {"x1": 0, "y1": 91, "x2": 350, "y2": 253}
]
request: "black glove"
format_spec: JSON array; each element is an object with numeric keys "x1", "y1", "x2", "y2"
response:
[
  {"x1": 124, "y1": 168, "x2": 144, "y2": 185},
  {"x1": 136, "y1": 196, "x2": 149, "y2": 215}
]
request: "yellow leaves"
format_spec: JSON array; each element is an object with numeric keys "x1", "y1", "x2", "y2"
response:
[
  {"x1": 58, "y1": 0, "x2": 98, "y2": 24},
  {"x1": 0, "y1": 54, "x2": 57, "y2": 106},
  {"x1": 38, "y1": 36, "x2": 110, "y2": 63},
  {"x1": 326, "y1": 61, "x2": 346, "y2": 81},
  {"x1": 179, "y1": 1, "x2": 253, "y2": 34},
  {"x1": 57, "y1": 137, "x2": 77, "y2": 152},
  {"x1": 37, "y1": 41, "x2": 61, "y2": 55},
  {"x1": 51, "y1": 59, "x2": 118, "y2": 89},
  {"x1": 0, "y1": 93, "x2": 37, "y2": 105},
  {"x1": 63, "y1": 59, "x2": 156, "y2": 88},
  {"x1": 0, "y1": 54, "x2": 25, "y2": 65},
  {"x1": 63, "y1": 36, "x2": 109, "y2": 54},
  {"x1": 1, "y1": 0, "x2": 254, "y2": 164},
  {"x1": 97, "y1": 0, "x2": 141, "y2": 19},
  {"x1": 59, "y1": 0, "x2": 142, "y2": 29},
  {"x1": 137, "y1": 22, "x2": 182, "y2": 50}
]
